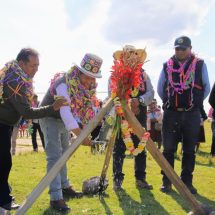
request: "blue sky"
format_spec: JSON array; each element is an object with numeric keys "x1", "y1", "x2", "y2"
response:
[{"x1": 0, "y1": 0, "x2": 215, "y2": 112}]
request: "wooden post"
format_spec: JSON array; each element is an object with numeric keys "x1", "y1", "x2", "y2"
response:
[
  {"x1": 15, "y1": 98, "x2": 113, "y2": 215},
  {"x1": 123, "y1": 104, "x2": 206, "y2": 215},
  {"x1": 100, "y1": 122, "x2": 116, "y2": 180}
]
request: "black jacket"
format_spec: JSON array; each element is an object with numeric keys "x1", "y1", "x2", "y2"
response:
[{"x1": 209, "y1": 83, "x2": 215, "y2": 119}]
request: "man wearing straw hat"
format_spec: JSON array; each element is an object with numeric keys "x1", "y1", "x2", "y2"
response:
[
  {"x1": 111, "y1": 45, "x2": 154, "y2": 191},
  {"x1": 40, "y1": 53, "x2": 103, "y2": 212}
]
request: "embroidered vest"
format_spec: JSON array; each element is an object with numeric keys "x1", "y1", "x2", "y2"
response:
[
  {"x1": 163, "y1": 57, "x2": 204, "y2": 110},
  {"x1": 40, "y1": 75, "x2": 66, "y2": 118}
]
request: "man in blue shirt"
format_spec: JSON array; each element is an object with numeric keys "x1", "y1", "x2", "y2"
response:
[{"x1": 157, "y1": 36, "x2": 210, "y2": 194}]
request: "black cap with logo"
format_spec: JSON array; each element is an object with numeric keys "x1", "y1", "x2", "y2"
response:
[{"x1": 174, "y1": 36, "x2": 191, "y2": 48}]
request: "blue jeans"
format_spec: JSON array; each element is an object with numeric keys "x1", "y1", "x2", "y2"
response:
[
  {"x1": 162, "y1": 109, "x2": 200, "y2": 185},
  {"x1": 40, "y1": 117, "x2": 70, "y2": 201}
]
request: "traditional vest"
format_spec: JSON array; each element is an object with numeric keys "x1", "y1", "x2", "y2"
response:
[
  {"x1": 163, "y1": 56, "x2": 204, "y2": 110},
  {"x1": 40, "y1": 74, "x2": 66, "y2": 118}
]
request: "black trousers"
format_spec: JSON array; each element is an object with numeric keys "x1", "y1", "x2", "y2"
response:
[
  {"x1": 31, "y1": 122, "x2": 45, "y2": 149},
  {"x1": 211, "y1": 121, "x2": 215, "y2": 155},
  {"x1": 0, "y1": 123, "x2": 13, "y2": 206},
  {"x1": 161, "y1": 109, "x2": 200, "y2": 185},
  {"x1": 113, "y1": 132, "x2": 147, "y2": 182}
]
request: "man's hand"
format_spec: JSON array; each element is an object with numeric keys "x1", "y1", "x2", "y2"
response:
[
  {"x1": 70, "y1": 128, "x2": 92, "y2": 146},
  {"x1": 52, "y1": 97, "x2": 68, "y2": 111},
  {"x1": 131, "y1": 98, "x2": 140, "y2": 115},
  {"x1": 82, "y1": 137, "x2": 92, "y2": 146}
]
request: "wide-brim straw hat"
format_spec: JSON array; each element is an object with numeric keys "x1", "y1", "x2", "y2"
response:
[{"x1": 113, "y1": 45, "x2": 147, "y2": 63}]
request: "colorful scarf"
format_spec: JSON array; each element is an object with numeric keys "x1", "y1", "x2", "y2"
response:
[
  {"x1": 50, "y1": 67, "x2": 97, "y2": 126},
  {"x1": 0, "y1": 60, "x2": 33, "y2": 104}
]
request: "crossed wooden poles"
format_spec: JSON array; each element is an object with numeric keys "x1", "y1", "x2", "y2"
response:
[{"x1": 15, "y1": 98, "x2": 206, "y2": 215}]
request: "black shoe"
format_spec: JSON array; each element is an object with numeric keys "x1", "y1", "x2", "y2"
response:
[
  {"x1": 136, "y1": 179, "x2": 153, "y2": 190},
  {"x1": 160, "y1": 184, "x2": 172, "y2": 193},
  {"x1": 62, "y1": 186, "x2": 83, "y2": 198},
  {"x1": 1, "y1": 201, "x2": 20, "y2": 210},
  {"x1": 50, "y1": 199, "x2": 71, "y2": 212},
  {"x1": 186, "y1": 184, "x2": 197, "y2": 194}
]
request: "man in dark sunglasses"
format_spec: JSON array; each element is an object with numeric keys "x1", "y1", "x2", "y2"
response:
[
  {"x1": 175, "y1": 47, "x2": 187, "y2": 51},
  {"x1": 157, "y1": 36, "x2": 210, "y2": 194}
]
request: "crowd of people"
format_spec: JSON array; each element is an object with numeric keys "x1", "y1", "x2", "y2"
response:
[{"x1": 0, "y1": 35, "x2": 214, "y2": 212}]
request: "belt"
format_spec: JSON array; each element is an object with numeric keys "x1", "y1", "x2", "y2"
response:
[
  {"x1": 165, "y1": 107, "x2": 196, "y2": 112},
  {"x1": 176, "y1": 108, "x2": 186, "y2": 112}
]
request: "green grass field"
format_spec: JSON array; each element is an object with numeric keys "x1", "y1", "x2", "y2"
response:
[{"x1": 9, "y1": 121, "x2": 215, "y2": 215}]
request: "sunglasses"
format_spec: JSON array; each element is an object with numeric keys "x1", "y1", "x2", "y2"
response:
[{"x1": 175, "y1": 47, "x2": 187, "y2": 51}]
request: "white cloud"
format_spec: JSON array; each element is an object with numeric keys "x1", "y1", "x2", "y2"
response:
[
  {"x1": 103, "y1": 0, "x2": 214, "y2": 45},
  {"x1": 64, "y1": 0, "x2": 98, "y2": 29},
  {"x1": 0, "y1": 0, "x2": 214, "y2": 106}
]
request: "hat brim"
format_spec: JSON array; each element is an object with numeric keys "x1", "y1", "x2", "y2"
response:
[
  {"x1": 73, "y1": 64, "x2": 102, "y2": 78},
  {"x1": 113, "y1": 49, "x2": 147, "y2": 63},
  {"x1": 174, "y1": 45, "x2": 190, "y2": 49}
]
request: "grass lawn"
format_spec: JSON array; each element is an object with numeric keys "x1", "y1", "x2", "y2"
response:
[{"x1": 9, "y1": 121, "x2": 215, "y2": 215}]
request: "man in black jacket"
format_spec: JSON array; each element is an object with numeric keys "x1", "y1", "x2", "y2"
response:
[
  {"x1": 209, "y1": 83, "x2": 215, "y2": 156},
  {"x1": 0, "y1": 48, "x2": 66, "y2": 211}
]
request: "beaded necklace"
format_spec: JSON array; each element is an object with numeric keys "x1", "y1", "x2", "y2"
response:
[
  {"x1": 66, "y1": 67, "x2": 97, "y2": 126},
  {"x1": 166, "y1": 55, "x2": 198, "y2": 107},
  {"x1": 166, "y1": 55, "x2": 198, "y2": 95},
  {"x1": 50, "y1": 67, "x2": 97, "y2": 126}
]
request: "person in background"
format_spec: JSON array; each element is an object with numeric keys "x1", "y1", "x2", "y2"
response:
[
  {"x1": 40, "y1": 53, "x2": 103, "y2": 212},
  {"x1": 157, "y1": 36, "x2": 210, "y2": 194},
  {"x1": 18, "y1": 117, "x2": 29, "y2": 138},
  {"x1": 91, "y1": 98, "x2": 103, "y2": 153},
  {"x1": 209, "y1": 83, "x2": 215, "y2": 156},
  {"x1": 31, "y1": 94, "x2": 45, "y2": 151},
  {"x1": 147, "y1": 99, "x2": 163, "y2": 149},
  {"x1": 195, "y1": 106, "x2": 207, "y2": 152}
]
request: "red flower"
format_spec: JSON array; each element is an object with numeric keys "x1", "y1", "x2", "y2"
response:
[{"x1": 110, "y1": 58, "x2": 142, "y2": 100}]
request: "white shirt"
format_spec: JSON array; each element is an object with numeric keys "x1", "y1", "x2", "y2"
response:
[{"x1": 56, "y1": 83, "x2": 79, "y2": 131}]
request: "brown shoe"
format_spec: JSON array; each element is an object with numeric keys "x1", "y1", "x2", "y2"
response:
[
  {"x1": 63, "y1": 186, "x2": 83, "y2": 198},
  {"x1": 50, "y1": 199, "x2": 70, "y2": 212},
  {"x1": 136, "y1": 179, "x2": 153, "y2": 190}
]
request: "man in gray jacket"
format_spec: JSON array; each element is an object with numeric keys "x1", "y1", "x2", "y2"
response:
[{"x1": 0, "y1": 48, "x2": 66, "y2": 211}]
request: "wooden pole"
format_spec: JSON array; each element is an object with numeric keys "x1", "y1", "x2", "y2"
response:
[
  {"x1": 15, "y1": 98, "x2": 113, "y2": 215},
  {"x1": 123, "y1": 104, "x2": 206, "y2": 215},
  {"x1": 100, "y1": 121, "x2": 116, "y2": 180}
]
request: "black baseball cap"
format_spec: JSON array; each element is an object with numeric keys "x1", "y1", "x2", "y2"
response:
[{"x1": 174, "y1": 36, "x2": 191, "y2": 48}]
